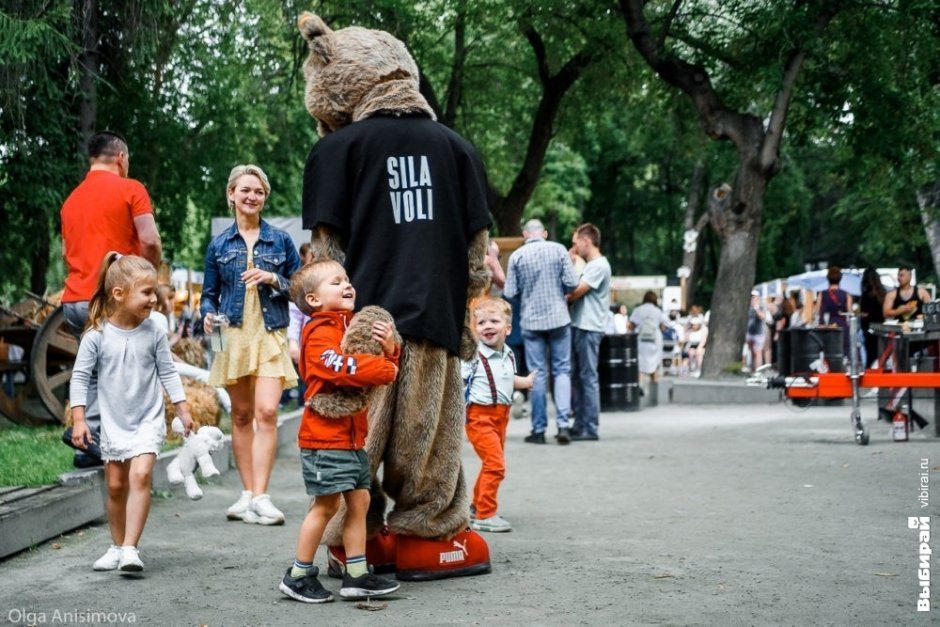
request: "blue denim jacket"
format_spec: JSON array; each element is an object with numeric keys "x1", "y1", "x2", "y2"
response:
[{"x1": 200, "y1": 219, "x2": 301, "y2": 330}]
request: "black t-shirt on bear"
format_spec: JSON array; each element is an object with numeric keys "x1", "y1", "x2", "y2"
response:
[{"x1": 302, "y1": 115, "x2": 492, "y2": 355}]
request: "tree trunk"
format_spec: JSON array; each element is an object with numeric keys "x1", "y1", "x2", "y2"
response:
[
  {"x1": 489, "y1": 27, "x2": 595, "y2": 236},
  {"x1": 680, "y1": 162, "x2": 706, "y2": 310},
  {"x1": 918, "y1": 179, "x2": 940, "y2": 279},
  {"x1": 419, "y1": 23, "x2": 595, "y2": 237},
  {"x1": 701, "y1": 161, "x2": 767, "y2": 378},
  {"x1": 75, "y1": 0, "x2": 97, "y2": 153},
  {"x1": 620, "y1": 0, "x2": 836, "y2": 378}
]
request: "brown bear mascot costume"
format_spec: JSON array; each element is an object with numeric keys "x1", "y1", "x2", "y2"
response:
[{"x1": 297, "y1": 12, "x2": 492, "y2": 581}]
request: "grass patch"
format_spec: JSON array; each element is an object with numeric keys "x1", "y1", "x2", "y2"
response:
[{"x1": 0, "y1": 424, "x2": 74, "y2": 486}]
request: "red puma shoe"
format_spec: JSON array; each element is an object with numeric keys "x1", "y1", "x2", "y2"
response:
[
  {"x1": 395, "y1": 528, "x2": 491, "y2": 581},
  {"x1": 327, "y1": 526, "x2": 397, "y2": 578}
]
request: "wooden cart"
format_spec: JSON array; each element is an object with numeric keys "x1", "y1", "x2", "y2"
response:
[{"x1": 0, "y1": 294, "x2": 77, "y2": 426}]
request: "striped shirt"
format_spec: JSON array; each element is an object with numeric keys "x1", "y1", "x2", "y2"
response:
[{"x1": 503, "y1": 237, "x2": 579, "y2": 331}]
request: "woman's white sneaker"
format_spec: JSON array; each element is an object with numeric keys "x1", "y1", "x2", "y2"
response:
[
  {"x1": 226, "y1": 490, "x2": 253, "y2": 521},
  {"x1": 118, "y1": 546, "x2": 144, "y2": 572},
  {"x1": 250, "y1": 494, "x2": 285, "y2": 525},
  {"x1": 93, "y1": 545, "x2": 122, "y2": 571}
]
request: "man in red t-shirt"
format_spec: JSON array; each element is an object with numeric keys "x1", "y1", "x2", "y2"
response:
[{"x1": 60, "y1": 131, "x2": 162, "y2": 466}]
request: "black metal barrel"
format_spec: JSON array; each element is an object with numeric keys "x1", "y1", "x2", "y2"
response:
[
  {"x1": 780, "y1": 327, "x2": 844, "y2": 375},
  {"x1": 599, "y1": 333, "x2": 640, "y2": 411}
]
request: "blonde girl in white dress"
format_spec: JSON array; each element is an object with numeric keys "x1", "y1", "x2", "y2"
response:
[{"x1": 70, "y1": 253, "x2": 194, "y2": 573}]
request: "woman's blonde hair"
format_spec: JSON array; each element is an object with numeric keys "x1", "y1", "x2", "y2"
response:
[
  {"x1": 86, "y1": 252, "x2": 157, "y2": 331},
  {"x1": 227, "y1": 164, "x2": 271, "y2": 209}
]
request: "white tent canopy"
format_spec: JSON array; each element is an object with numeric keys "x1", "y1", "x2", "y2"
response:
[
  {"x1": 785, "y1": 268, "x2": 864, "y2": 296},
  {"x1": 783, "y1": 267, "x2": 902, "y2": 297}
]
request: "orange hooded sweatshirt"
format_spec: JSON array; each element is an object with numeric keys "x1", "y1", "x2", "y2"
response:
[{"x1": 298, "y1": 310, "x2": 400, "y2": 450}]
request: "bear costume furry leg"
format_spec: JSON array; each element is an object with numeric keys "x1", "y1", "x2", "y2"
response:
[{"x1": 365, "y1": 340, "x2": 469, "y2": 537}]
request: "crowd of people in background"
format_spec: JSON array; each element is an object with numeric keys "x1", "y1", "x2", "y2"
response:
[{"x1": 739, "y1": 265, "x2": 932, "y2": 374}]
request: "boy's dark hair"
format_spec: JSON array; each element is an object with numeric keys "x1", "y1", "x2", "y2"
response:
[
  {"x1": 87, "y1": 131, "x2": 128, "y2": 159},
  {"x1": 574, "y1": 223, "x2": 601, "y2": 248}
]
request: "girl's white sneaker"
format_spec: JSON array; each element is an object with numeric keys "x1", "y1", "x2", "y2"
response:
[
  {"x1": 118, "y1": 546, "x2": 144, "y2": 572},
  {"x1": 226, "y1": 490, "x2": 253, "y2": 520},
  {"x1": 250, "y1": 494, "x2": 285, "y2": 525},
  {"x1": 92, "y1": 545, "x2": 122, "y2": 571}
]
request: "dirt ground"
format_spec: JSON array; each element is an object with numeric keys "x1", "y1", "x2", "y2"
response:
[{"x1": 0, "y1": 400, "x2": 937, "y2": 626}]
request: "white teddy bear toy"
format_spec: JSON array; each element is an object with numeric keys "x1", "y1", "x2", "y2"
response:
[{"x1": 166, "y1": 417, "x2": 225, "y2": 500}]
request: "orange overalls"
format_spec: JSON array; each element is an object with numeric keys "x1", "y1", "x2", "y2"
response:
[{"x1": 465, "y1": 352, "x2": 512, "y2": 519}]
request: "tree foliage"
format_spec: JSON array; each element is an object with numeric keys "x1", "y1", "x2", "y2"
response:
[{"x1": 0, "y1": 0, "x2": 936, "y2": 369}]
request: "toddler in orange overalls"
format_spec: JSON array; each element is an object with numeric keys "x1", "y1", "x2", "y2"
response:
[{"x1": 462, "y1": 297, "x2": 536, "y2": 533}]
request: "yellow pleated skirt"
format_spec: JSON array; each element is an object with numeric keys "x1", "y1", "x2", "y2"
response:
[{"x1": 208, "y1": 260, "x2": 298, "y2": 389}]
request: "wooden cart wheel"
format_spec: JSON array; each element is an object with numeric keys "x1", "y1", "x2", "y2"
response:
[{"x1": 30, "y1": 306, "x2": 78, "y2": 424}]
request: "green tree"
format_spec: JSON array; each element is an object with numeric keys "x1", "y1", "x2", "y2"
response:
[{"x1": 620, "y1": 0, "x2": 888, "y2": 375}]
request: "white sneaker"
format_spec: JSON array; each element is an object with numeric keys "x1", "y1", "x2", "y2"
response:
[
  {"x1": 118, "y1": 546, "x2": 143, "y2": 572},
  {"x1": 470, "y1": 514, "x2": 512, "y2": 533},
  {"x1": 250, "y1": 494, "x2": 285, "y2": 526},
  {"x1": 226, "y1": 490, "x2": 253, "y2": 521},
  {"x1": 93, "y1": 545, "x2": 122, "y2": 571},
  {"x1": 241, "y1": 507, "x2": 260, "y2": 524}
]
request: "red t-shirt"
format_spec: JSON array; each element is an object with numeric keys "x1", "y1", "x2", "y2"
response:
[{"x1": 61, "y1": 170, "x2": 154, "y2": 302}]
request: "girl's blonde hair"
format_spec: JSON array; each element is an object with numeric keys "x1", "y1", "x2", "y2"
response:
[
  {"x1": 227, "y1": 164, "x2": 271, "y2": 209},
  {"x1": 86, "y1": 252, "x2": 157, "y2": 331}
]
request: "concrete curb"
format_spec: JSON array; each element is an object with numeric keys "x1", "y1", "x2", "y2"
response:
[
  {"x1": 0, "y1": 408, "x2": 303, "y2": 560},
  {"x1": 663, "y1": 377, "x2": 783, "y2": 404}
]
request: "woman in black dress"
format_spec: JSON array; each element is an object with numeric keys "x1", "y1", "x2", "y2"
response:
[{"x1": 859, "y1": 267, "x2": 886, "y2": 366}]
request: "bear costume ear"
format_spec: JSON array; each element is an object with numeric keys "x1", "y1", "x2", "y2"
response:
[{"x1": 297, "y1": 12, "x2": 333, "y2": 66}]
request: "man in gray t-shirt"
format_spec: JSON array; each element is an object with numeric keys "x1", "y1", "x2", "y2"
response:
[{"x1": 567, "y1": 223, "x2": 611, "y2": 440}]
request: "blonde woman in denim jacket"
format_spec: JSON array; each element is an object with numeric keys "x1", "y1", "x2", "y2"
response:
[{"x1": 201, "y1": 164, "x2": 301, "y2": 525}]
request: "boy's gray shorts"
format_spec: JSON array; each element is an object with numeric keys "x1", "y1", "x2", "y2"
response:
[{"x1": 300, "y1": 448, "x2": 370, "y2": 496}]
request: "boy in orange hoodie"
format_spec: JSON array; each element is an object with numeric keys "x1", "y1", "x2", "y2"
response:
[{"x1": 279, "y1": 259, "x2": 401, "y2": 603}]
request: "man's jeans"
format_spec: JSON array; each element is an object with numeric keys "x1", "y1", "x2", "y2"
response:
[
  {"x1": 522, "y1": 326, "x2": 571, "y2": 434},
  {"x1": 571, "y1": 328, "x2": 603, "y2": 436}
]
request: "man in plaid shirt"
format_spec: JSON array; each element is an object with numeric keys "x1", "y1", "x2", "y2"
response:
[{"x1": 503, "y1": 219, "x2": 579, "y2": 445}]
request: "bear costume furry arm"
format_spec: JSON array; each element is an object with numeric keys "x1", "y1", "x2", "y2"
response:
[
  {"x1": 461, "y1": 228, "x2": 490, "y2": 361},
  {"x1": 310, "y1": 223, "x2": 346, "y2": 265},
  {"x1": 307, "y1": 306, "x2": 401, "y2": 418}
]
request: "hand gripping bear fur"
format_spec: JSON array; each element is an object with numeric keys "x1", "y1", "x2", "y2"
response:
[
  {"x1": 298, "y1": 12, "x2": 492, "y2": 581},
  {"x1": 308, "y1": 306, "x2": 401, "y2": 418},
  {"x1": 165, "y1": 418, "x2": 225, "y2": 500}
]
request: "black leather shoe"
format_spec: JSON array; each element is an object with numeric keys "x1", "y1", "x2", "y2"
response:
[
  {"x1": 523, "y1": 432, "x2": 546, "y2": 444},
  {"x1": 570, "y1": 432, "x2": 599, "y2": 441},
  {"x1": 555, "y1": 427, "x2": 571, "y2": 445}
]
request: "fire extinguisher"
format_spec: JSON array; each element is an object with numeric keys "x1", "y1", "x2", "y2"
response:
[{"x1": 892, "y1": 404, "x2": 909, "y2": 442}]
